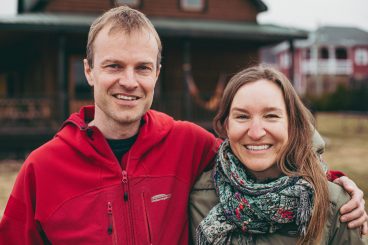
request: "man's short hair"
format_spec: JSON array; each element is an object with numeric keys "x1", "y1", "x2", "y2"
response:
[{"x1": 86, "y1": 6, "x2": 162, "y2": 68}]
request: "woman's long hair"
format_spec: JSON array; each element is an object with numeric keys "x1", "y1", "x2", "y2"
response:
[{"x1": 213, "y1": 65, "x2": 329, "y2": 244}]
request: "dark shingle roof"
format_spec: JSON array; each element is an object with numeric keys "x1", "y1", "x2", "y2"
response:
[{"x1": 0, "y1": 13, "x2": 306, "y2": 43}]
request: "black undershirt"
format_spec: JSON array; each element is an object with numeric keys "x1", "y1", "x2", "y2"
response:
[{"x1": 107, "y1": 134, "x2": 138, "y2": 167}]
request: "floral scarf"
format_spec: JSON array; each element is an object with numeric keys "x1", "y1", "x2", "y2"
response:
[{"x1": 196, "y1": 140, "x2": 315, "y2": 245}]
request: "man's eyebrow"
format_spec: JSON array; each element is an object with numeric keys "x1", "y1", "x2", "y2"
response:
[
  {"x1": 100, "y1": 59, "x2": 120, "y2": 65},
  {"x1": 138, "y1": 61, "x2": 154, "y2": 66}
]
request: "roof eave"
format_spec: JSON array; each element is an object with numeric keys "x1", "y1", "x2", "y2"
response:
[{"x1": 0, "y1": 14, "x2": 307, "y2": 43}]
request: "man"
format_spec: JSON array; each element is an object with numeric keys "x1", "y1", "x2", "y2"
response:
[{"x1": 0, "y1": 6, "x2": 366, "y2": 244}]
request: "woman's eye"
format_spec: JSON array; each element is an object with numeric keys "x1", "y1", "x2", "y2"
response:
[
  {"x1": 265, "y1": 114, "x2": 280, "y2": 119},
  {"x1": 236, "y1": 114, "x2": 249, "y2": 119}
]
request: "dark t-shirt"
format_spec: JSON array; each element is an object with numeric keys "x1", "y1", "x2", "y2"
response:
[{"x1": 107, "y1": 134, "x2": 138, "y2": 169}]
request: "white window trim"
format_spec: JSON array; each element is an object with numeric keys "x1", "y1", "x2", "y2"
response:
[
  {"x1": 180, "y1": 0, "x2": 206, "y2": 12},
  {"x1": 115, "y1": 0, "x2": 141, "y2": 8},
  {"x1": 355, "y1": 48, "x2": 368, "y2": 66}
]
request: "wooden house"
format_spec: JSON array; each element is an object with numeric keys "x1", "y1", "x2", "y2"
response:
[{"x1": 0, "y1": 0, "x2": 307, "y2": 154}]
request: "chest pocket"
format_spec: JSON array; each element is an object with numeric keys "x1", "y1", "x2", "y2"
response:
[{"x1": 130, "y1": 175, "x2": 189, "y2": 244}]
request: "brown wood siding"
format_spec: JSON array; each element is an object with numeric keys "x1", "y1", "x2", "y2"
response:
[
  {"x1": 45, "y1": 0, "x2": 112, "y2": 13},
  {"x1": 158, "y1": 38, "x2": 260, "y2": 120},
  {"x1": 45, "y1": 0, "x2": 258, "y2": 22},
  {"x1": 143, "y1": 0, "x2": 258, "y2": 21}
]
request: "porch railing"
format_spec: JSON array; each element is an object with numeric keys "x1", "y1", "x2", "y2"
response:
[{"x1": 0, "y1": 98, "x2": 54, "y2": 123}]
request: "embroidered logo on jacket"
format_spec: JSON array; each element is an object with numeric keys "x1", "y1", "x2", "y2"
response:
[{"x1": 151, "y1": 194, "x2": 172, "y2": 203}]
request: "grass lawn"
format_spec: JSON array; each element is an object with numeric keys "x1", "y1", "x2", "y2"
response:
[
  {"x1": 0, "y1": 112, "x2": 367, "y2": 241},
  {"x1": 0, "y1": 160, "x2": 22, "y2": 218},
  {"x1": 316, "y1": 112, "x2": 368, "y2": 213}
]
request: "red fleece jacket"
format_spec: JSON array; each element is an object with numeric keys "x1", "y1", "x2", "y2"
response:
[{"x1": 0, "y1": 106, "x2": 219, "y2": 244}]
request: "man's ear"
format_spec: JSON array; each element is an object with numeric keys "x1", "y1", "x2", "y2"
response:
[{"x1": 84, "y1": 59, "x2": 94, "y2": 87}]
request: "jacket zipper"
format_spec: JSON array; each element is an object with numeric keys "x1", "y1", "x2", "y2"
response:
[
  {"x1": 107, "y1": 202, "x2": 113, "y2": 234},
  {"x1": 107, "y1": 202, "x2": 118, "y2": 245},
  {"x1": 122, "y1": 170, "x2": 135, "y2": 244}
]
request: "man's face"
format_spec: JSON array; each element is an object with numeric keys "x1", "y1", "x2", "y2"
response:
[{"x1": 84, "y1": 26, "x2": 160, "y2": 134}]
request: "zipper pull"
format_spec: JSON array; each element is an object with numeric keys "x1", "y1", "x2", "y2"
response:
[
  {"x1": 107, "y1": 202, "x2": 113, "y2": 234},
  {"x1": 122, "y1": 170, "x2": 128, "y2": 183},
  {"x1": 122, "y1": 170, "x2": 129, "y2": 202}
]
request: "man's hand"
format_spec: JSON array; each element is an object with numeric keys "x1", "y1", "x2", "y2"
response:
[{"x1": 334, "y1": 176, "x2": 368, "y2": 235}]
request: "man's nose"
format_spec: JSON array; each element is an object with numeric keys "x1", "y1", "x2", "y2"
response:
[
  {"x1": 119, "y1": 68, "x2": 138, "y2": 89},
  {"x1": 247, "y1": 119, "x2": 266, "y2": 140}
]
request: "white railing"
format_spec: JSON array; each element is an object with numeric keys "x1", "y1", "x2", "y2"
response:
[{"x1": 302, "y1": 59, "x2": 353, "y2": 75}]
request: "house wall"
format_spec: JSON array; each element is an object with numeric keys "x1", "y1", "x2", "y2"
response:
[
  {"x1": 45, "y1": 0, "x2": 258, "y2": 22},
  {"x1": 158, "y1": 37, "x2": 259, "y2": 121},
  {"x1": 272, "y1": 43, "x2": 368, "y2": 96},
  {"x1": 352, "y1": 45, "x2": 368, "y2": 78}
]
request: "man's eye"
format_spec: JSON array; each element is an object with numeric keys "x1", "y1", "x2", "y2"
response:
[
  {"x1": 107, "y1": 64, "x2": 119, "y2": 69},
  {"x1": 137, "y1": 66, "x2": 152, "y2": 71}
]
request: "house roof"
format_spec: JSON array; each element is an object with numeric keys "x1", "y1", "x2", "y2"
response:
[
  {"x1": 0, "y1": 13, "x2": 307, "y2": 43},
  {"x1": 250, "y1": 0, "x2": 268, "y2": 12},
  {"x1": 293, "y1": 26, "x2": 368, "y2": 48},
  {"x1": 313, "y1": 26, "x2": 368, "y2": 46}
]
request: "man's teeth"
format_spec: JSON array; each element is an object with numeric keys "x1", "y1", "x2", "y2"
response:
[
  {"x1": 245, "y1": 145, "x2": 271, "y2": 151},
  {"x1": 115, "y1": 95, "x2": 138, "y2": 101}
]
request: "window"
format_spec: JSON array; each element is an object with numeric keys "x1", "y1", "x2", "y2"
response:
[
  {"x1": 69, "y1": 57, "x2": 91, "y2": 100},
  {"x1": 115, "y1": 0, "x2": 141, "y2": 8},
  {"x1": 355, "y1": 48, "x2": 368, "y2": 66},
  {"x1": 180, "y1": 0, "x2": 206, "y2": 12},
  {"x1": 280, "y1": 52, "x2": 290, "y2": 69},
  {"x1": 319, "y1": 47, "x2": 329, "y2": 59},
  {"x1": 335, "y1": 47, "x2": 347, "y2": 59},
  {"x1": 0, "y1": 74, "x2": 6, "y2": 97},
  {"x1": 304, "y1": 48, "x2": 311, "y2": 59}
]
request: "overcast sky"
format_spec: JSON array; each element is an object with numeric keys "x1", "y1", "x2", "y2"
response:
[
  {"x1": 0, "y1": 0, "x2": 17, "y2": 15},
  {"x1": 258, "y1": 0, "x2": 368, "y2": 32}
]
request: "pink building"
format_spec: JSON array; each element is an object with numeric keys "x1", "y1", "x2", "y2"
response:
[{"x1": 263, "y1": 26, "x2": 368, "y2": 96}]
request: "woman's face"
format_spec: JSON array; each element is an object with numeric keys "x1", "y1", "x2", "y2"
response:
[{"x1": 226, "y1": 79, "x2": 288, "y2": 181}]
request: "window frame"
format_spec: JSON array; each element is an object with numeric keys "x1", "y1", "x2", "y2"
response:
[
  {"x1": 335, "y1": 47, "x2": 348, "y2": 60},
  {"x1": 114, "y1": 0, "x2": 142, "y2": 8},
  {"x1": 179, "y1": 0, "x2": 207, "y2": 12},
  {"x1": 319, "y1": 47, "x2": 329, "y2": 60},
  {"x1": 355, "y1": 48, "x2": 368, "y2": 66}
]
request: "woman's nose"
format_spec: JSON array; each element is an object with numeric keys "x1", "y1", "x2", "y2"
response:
[{"x1": 247, "y1": 119, "x2": 266, "y2": 140}]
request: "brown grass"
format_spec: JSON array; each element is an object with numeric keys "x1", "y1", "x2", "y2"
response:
[
  {"x1": 316, "y1": 112, "x2": 368, "y2": 213},
  {"x1": 0, "y1": 160, "x2": 22, "y2": 217},
  {"x1": 0, "y1": 112, "x2": 367, "y2": 241}
]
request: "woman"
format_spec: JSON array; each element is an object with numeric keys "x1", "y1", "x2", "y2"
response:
[{"x1": 191, "y1": 65, "x2": 364, "y2": 244}]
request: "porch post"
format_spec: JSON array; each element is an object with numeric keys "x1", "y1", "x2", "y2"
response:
[
  {"x1": 288, "y1": 39, "x2": 295, "y2": 85},
  {"x1": 183, "y1": 40, "x2": 192, "y2": 120},
  {"x1": 57, "y1": 34, "x2": 68, "y2": 121}
]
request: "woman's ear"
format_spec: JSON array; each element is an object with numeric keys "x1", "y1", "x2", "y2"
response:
[{"x1": 224, "y1": 118, "x2": 229, "y2": 137}]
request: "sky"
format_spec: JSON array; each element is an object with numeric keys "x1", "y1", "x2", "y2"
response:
[
  {"x1": 258, "y1": 0, "x2": 368, "y2": 32},
  {"x1": 0, "y1": 0, "x2": 17, "y2": 15}
]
